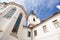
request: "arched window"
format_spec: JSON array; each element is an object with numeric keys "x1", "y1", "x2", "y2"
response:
[
  {"x1": 4, "y1": 8, "x2": 16, "y2": 19},
  {"x1": 33, "y1": 18, "x2": 35, "y2": 21},
  {"x1": 12, "y1": 13, "x2": 22, "y2": 34}
]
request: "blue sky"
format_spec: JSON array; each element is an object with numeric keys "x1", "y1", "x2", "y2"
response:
[
  {"x1": 0, "y1": 0, "x2": 60, "y2": 21},
  {"x1": 24, "y1": 0, "x2": 60, "y2": 21}
]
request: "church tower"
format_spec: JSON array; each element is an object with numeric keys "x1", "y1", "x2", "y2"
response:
[{"x1": 28, "y1": 11, "x2": 40, "y2": 27}]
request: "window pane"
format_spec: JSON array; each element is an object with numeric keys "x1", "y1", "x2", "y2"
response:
[
  {"x1": 34, "y1": 30, "x2": 37, "y2": 36},
  {"x1": 43, "y1": 25, "x2": 48, "y2": 33},
  {"x1": 53, "y1": 20, "x2": 60, "y2": 28},
  {"x1": 33, "y1": 18, "x2": 35, "y2": 21},
  {"x1": 28, "y1": 31, "x2": 31, "y2": 37},
  {"x1": 12, "y1": 13, "x2": 22, "y2": 34},
  {"x1": 4, "y1": 8, "x2": 16, "y2": 19}
]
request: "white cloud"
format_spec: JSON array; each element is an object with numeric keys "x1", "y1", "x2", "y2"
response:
[{"x1": 56, "y1": 5, "x2": 60, "y2": 9}]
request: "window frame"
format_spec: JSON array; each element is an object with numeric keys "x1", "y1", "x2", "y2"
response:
[
  {"x1": 33, "y1": 18, "x2": 35, "y2": 22},
  {"x1": 43, "y1": 25, "x2": 48, "y2": 33},
  {"x1": 11, "y1": 13, "x2": 23, "y2": 38},
  {"x1": 34, "y1": 30, "x2": 37, "y2": 36},
  {"x1": 28, "y1": 31, "x2": 31, "y2": 37},
  {"x1": 4, "y1": 8, "x2": 16, "y2": 19},
  {"x1": 52, "y1": 20, "x2": 60, "y2": 28}
]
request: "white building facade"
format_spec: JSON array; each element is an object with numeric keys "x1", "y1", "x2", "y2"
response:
[
  {"x1": 0, "y1": 2, "x2": 60, "y2": 40},
  {"x1": 22, "y1": 11, "x2": 60, "y2": 40},
  {"x1": 0, "y1": 2, "x2": 27, "y2": 40},
  {"x1": 31, "y1": 11, "x2": 60, "y2": 40}
]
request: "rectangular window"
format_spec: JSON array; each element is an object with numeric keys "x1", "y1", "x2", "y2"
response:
[
  {"x1": 28, "y1": 31, "x2": 31, "y2": 37},
  {"x1": 34, "y1": 30, "x2": 37, "y2": 36},
  {"x1": 53, "y1": 20, "x2": 60, "y2": 28},
  {"x1": 43, "y1": 25, "x2": 48, "y2": 33}
]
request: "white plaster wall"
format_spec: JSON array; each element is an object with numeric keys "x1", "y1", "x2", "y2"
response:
[
  {"x1": 7, "y1": 35, "x2": 18, "y2": 40},
  {"x1": 0, "y1": 4, "x2": 26, "y2": 40},
  {"x1": 0, "y1": 5, "x2": 20, "y2": 40},
  {"x1": 19, "y1": 27, "x2": 31, "y2": 40},
  {"x1": 0, "y1": 5, "x2": 16, "y2": 39},
  {"x1": 40, "y1": 34, "x2": 60, "y2": 40},
  {"x1": 33, "y1": 13, "x2": 60, "y2": 40}
]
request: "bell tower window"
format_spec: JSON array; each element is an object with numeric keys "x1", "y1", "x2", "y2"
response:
[{"x1": 33, "y1": 18, "x2": 35, "y2": 21}]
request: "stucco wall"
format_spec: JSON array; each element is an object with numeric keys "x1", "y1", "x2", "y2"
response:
[
  {"x1": 19, "y1": 27, "x2": 31, "y2": 40},
  {"x1": 0, "y1": 3, "x2": 27, "y2": 40},
  {"x1": 33, "y1": 12, "x2": 60, "y2": 40},
  {"x1": 28, "y1": 14, "x2": 40, "y2": 27}
]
